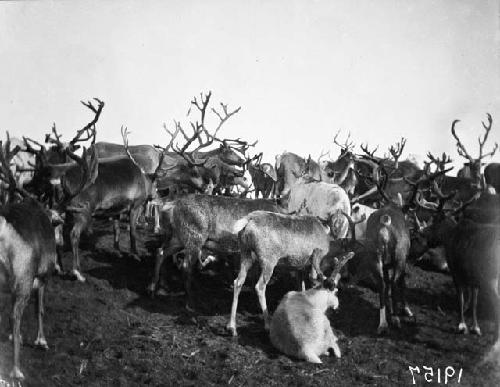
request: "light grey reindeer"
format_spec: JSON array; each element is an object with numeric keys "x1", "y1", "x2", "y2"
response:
[{"x1": 227, "y1": 210, "x2": 348, "y2": 336}]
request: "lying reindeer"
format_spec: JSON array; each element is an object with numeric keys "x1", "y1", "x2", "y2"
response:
[{"x1": 269, "y1": 252, "x2": 354, "y2": 363}]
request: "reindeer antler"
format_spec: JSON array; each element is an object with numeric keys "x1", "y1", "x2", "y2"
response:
[
  {"x1": 360, "y1": 143, "x2": 379, "y2": 158},
  {"x1": 388, "y1": 137, "x2": 407, "y2": 170},
  {"x1": 426, "y1": 152, "x2": 453, "y2": 172},
  {"x1": 0, "y1": 131, "x2": 38, "y2": 202},
  {"x1": 162, "y1": 91, "x2": 244, "y2": 168},
  {"x1": 478, "y1": 113, "x2": 498, "y2": 159},
  {"x1": 451, "y1": 114, "x2": 498, "y2": 163},
  {"x1": 333, "y1": 130, "x2": 355, "y2": 154},
  {"x1": 70, "y1": 98, "x2": 104, "y2": 146}
]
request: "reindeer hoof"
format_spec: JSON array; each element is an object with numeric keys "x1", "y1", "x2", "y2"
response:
[
  {"x1": 471, "y1": 326, "x2": 482, "y2": 336},
  {"x1": 146, "y1": 283, "x2": 156, "y2": 298},
  {"x1": 154, "y1": 227, "x2": 161, "y2": 234},
  {"x1": 226, "y1": 325, "x2": 238, "y2": 337},
  {"x1": 185, "y1": 304, "x2": 196, "y2": 314},
  {"x1": 458, "y1": 322, "x2": 469, "y2": 334},
  {"x1": 391, "y1": 316, "x2": 401, "y2": 329},
  {"x1": 34, "y1": 337, "x2": 49, "y2": 350},
  {"x1": 54, "y1": 263, "x2": 63, "y2": 275},
  {"x1": 377, "y1": 324, "x2": 389, "y2": 335},
  {"x1": 403, "y1": 306, "x2": 414, "y2": 318},
  {"x1": 129, "y1": 253, "x2": 141, "y2": 262},
  {"x1": 10, "y1": 366, "x2": 25, "y2": 380},
  {"x1": 71, "y1": 270, "x2": 86, "y2": 282}
]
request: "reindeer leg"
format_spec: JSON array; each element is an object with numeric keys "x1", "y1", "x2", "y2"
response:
[
  {"x1": 147, "y1": 247, "x2": 164, "y2": 297},
  {"x1": 10, "y1": 287, "x2": 30, "y2": 380},
  {"x1": 399, "y1": 273, "x2": 414, "y2": 320},
  {"x1": 227, "y1": 251, "x2": 253, "y2": 336},
  {"x1": 154, "y1": 204, "x2": 161, "y2": 233},
  {"x1": 483, "y1": 277, "x2": 500, "y2": 362},
  {"x1": 183, "y1": 247, "x2": 201, "y2": 312},
  {"x1": 471, "y1": 287, "x2": 481, "y2": 335},
  {"x1": 376, "y1": 259, "x2": 388, "y2": 334},
  {"x1": 54, "y1": 224, "x2": 64, "y2": 275},
  {"x1": 457, "y1": 285, "x2": 469, "y2": 334},
  {"x1": 129, "y1": 204, "x2": 142, "y2": 257},
  {"x1": 113, "y1": 217, "x2": 121, "y2": 251},
  {"x1": 255, "y1": 261, "x2": 275, "y2": 331},
  {"x1": 34, "y1": 280, "x2": 48, "y2": 349},
  {"x1": 70, "y1": 212, "x2": 90, "y2": 282}
]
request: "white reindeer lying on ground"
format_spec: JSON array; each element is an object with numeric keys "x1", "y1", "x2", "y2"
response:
[{"x1": 269, "y1": 252, "x2": 354, "y2": 363}]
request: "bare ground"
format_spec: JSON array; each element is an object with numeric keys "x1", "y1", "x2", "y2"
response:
[{"x1": 1, "y1": 220, "x2": 499, "y2": 387}]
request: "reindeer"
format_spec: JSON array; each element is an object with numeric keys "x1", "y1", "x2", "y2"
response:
[
  {"x1": 227, "y1": 210, "x2": 355, "y2": 336},
  {"x1": 414, "y1": 116, "x2": 500, "y2": 358},
  {"x1": 0, "y1": 134, "x2": 58, "y2": 380},
  {"x1": 269, "y1": 252, "x2": 354, "y2": 363},
  {"x1": 356, "y1": 146, "x2": 426, "y2": 333},
  {"x1": 275, "y1": 152, "x2": 322, "y2": 198},
  {"x1": 149, "y1": 195, "x2": 282, "y2": 309},
  {"x1": 247, "y1": 152, "x2": 277, "y2": 198},
  {"x1": 321, "y1": 130, "x2": 358, "y2": 193},
  {"x1": 416, "y1": 183, "x2": 500, "y2": 343}
]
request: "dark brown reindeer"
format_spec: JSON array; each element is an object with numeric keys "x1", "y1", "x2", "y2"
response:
[
  {"x1": 0, "y1": 134, "x2": 58, "y2": 380},
  {"x1": 357, "y1": 148, "x2": 422, "y2": 333},
  {"x1": 247, "y1": 152, "x2": 277, "y2": 198},
  {"x1": 416, "y1": 184, "x2": 500, "y2": 348}
]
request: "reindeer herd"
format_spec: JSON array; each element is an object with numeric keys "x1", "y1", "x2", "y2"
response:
[{"x1": 1, "y1": 92, "x2": 500, "y2": 380}]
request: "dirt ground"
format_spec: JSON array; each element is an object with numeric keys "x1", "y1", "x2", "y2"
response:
[{"x1": 1, "y1": 219, "x2": 499, "y2": 387}]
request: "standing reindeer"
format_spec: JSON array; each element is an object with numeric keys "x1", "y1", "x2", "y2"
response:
[
  {"x1": 247, "y1": 153, "x2": 277, "y2": 198},
  {"x1": 0, "y1": 134, "x2": 57, "y2": 380},
  {"x1": 416, "y1": 116, "x2": 500, "y2": 359},
  {"x1": 227, "y1": 210, "x2": 350, "y2": 336}
]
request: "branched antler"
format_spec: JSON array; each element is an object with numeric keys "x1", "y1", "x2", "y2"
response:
[
  {"x1": 0, "y1": 131, "x2": 38, "y2": 202},
  {"x1": 478, "y1": 113, "x2": 498, "y2": 159},
  {"x1": 318, "y1": 149, "x2": 331, "y2": 164},
  {"x1": 426, "y1": 152, "x2": 452, "y2": 172},
  {"x1": 162, "y1": 91, "x2": 244, "y2": 167},
  {"x1": 388, "y1": 137, "x2": 407, "y2": 170},
  {"x1": 451, "y1": 114, "x2": 498, "y2": 163},
  {"x1": 333, "y1": 130, "x2": 355, "y2": 155},
  {"x1": 70, "y1": 98, "x2": 104, "y2": 146},
  {"x1": 360, "y1": 143, "x2": 379, "y2": 158}
]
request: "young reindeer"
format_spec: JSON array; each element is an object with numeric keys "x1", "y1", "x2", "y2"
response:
[
  {"x1": 269, "y1": 251, "x2": 354, "y2": 363},
  {"x1": 227, "y1": 209, "x2": 348, "y2": 336},
  {"x1": 0, "y1": 134, "x2": 57, "y2": 380}
]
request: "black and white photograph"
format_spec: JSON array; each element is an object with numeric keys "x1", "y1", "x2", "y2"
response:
[{"x1": 1, "y1": 0, "x2": 500, "y2": 385}]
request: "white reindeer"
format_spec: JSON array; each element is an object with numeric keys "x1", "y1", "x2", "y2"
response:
[{"x1": 269, "y1": 252, "x2": 354, "y2": 363}]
